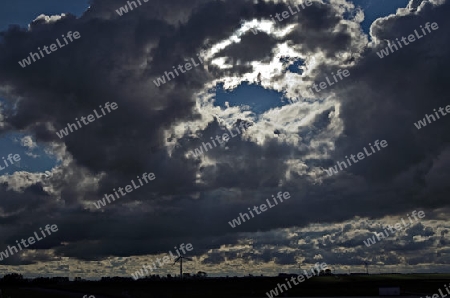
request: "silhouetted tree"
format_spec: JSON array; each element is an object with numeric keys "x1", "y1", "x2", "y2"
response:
[{"x1": 1, "y1": 273, "x2": 24, "y2": 285}]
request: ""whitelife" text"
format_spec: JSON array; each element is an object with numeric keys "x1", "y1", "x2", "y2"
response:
[{"x1": 18, "y1": 31, "x2": 81, "y2": 68}]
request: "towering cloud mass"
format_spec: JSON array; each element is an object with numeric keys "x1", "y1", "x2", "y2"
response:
[{"x1": 0, "y1": 0, "x2": 449, "y2": 277}]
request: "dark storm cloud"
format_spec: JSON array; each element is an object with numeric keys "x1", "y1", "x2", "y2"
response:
[
  {"x1": 215, "y1": 32, "x2": 279, "y2": 65},
  {"x1": 331, "y1": 0, "x2": 450, "y2": 182},
  {"x1": 282, "y1": 0, "x2": 360, "y2": 57},
  {"x1": 202, "y1": 252, "x2": 225, "y2": 265},
  {"x1": 0, "y1": 0, "x2": 448, "y2": 274},
  {"x1": 0, "y1": 182, "x2": 50, "y2": 215},
  {"x1": 272, "y1": 251, "x2": 297, "y2": 265}
]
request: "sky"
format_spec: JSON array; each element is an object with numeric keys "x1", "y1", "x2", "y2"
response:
[{"x1": 0, "y1": 0, "x2": 448, "y2": 279}]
